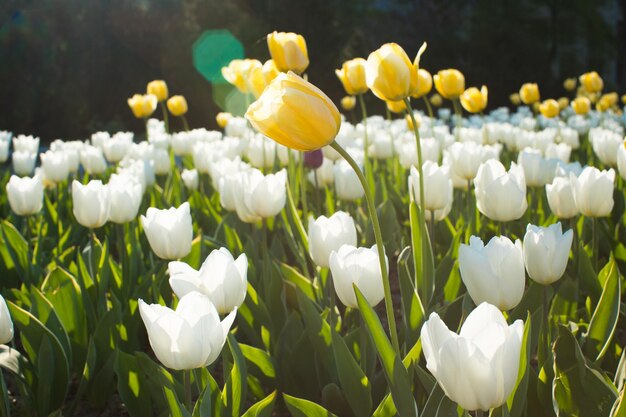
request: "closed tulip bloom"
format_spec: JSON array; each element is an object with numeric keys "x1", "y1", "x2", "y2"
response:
[
  {"x1": 460, "y1": 86, "x2": 488, "y2": 113},
  {"x1": 408, "y1": 162, "x2": 453, "y2": 212},
  {"x1": 262, "y1": 59, "x2": 280, "y2": 84},
  {"x1": 169, "y1": 248, "x2": 248, "y2": 315},
  {"x1": 12, "y1": 151, "x2": 37, "y2": 176},
  {"x1": 308, "y1": 211, "x2": 357, "y2": 268},
  {"x1": 590, "y1": 127, "x2": 621, "y2": 167},
  {"x1": 108, "y1": 174, "x2": 142, "y2": 224},
  {"x1": 221, "y1": 59, "x2": 260, "y2": 93},
  {"x1": 517, "y1": 148, "x2": 557, "y2": 187},
  {"x1": 571, "y1": 96, "x2": 591, "y2": 115},
  {"x1": 434, "y1": 69, "x2": 465, "y2": 100},
  {"x1": 6, "y1": 175, "x2": 43, "y2": 216},
  {"x1": 563, "y1": 77, "x2": 577, "y2": 91},
  {"x1": 341, "y1": 96, "x2": 356, "y2": 111},
  {"x1": 334, "y1": 160, "x2": 365, "y2": 201},
  {"x1": 336, "y1": 58, "x2": 368, "y2": 95},
  {"x1": 523, "y1": 223, "x2": 572, "y2": 285},
  {"x1": 546, "y1": 177, "x2": 579, "y2": 219},
  {"x1": 0, "y1": 295, "x2": 14, "y2": 344},
  {"x1": 182, "y1": 168, "x2": 199, "y2": 190},
  {"x1": 539, "y1": 99, "x2": 560, "y2": 118},
  {"x1": 0, "y1": 141, "x2": 8, "y2": 163},
  {"x1": 617, "y1": 141, "x2": 626, "y2": 181},
  {"x1": 246, "y1": 72, "x2": 340, "y2": 151},
  {"x1": 267, "y1": 31, "x2": 309, "y2": 74},
  {"x1": 72, "y1": 180, "x2": 110, "y2": 228},
  {"x1": 509, "y1": 93, "x2": 521, "y2": 106},
  {"x1": 216, "y1": 112, "x2": 232, "y2": 129},
  {"x1": 40, "y1": 150, "x2": 69, "y2": 183},
  {"x1": 459, "y1": 235, "x2": 525, "y2": 310},
  {"x1": 557, "y1": 97, "x2": 569, "y2": 110},
  {"x1": 139, "y1": 292, "x2": 236, "y2": 370},
  {"x1": 366, "y1": 43, "x2": 422, "y2": 102},
  {"x1": 519, "y1": 83, "x2": 540, "y2": 105},
  {"x1": 446, "y1": 142, "x2": 484, "y2": 180},
  {"x1": 147, "y1": 80, "x2": 169, "y2": 102},
  {"x1": 430, "y1": 93, "x2": 443, "y2": 107},
  {"x1": 167, "y1": 95, "x2": 188, "y2": 117},
  {"x1": 579, "y1": 71, "x2": 603, "y2": 93},
  {"x1": 243, "y1": 169, "x2": 287, "y2": 219},
  {"x1": 411, "y1": 69, "x2": 433, "y2": 98},
  {"x1": 13, "y1": 135, "x2": 39, "y2": 153},
  {"x1": 329, "y1": 244, "x2": 387, "y2": 308},
  {"x1": 386, "y1": 100, "x2": 407, "y2": 114},
  {"x1": 474, "y1": 160, "x2": 527, "y2": 222},
  {"x1": 102, "y1": 133, "x2": 133, "y2": 163},
  {"x1": 141, "y1": 202, "x2": 193, "y2": 259},
  {"x1": 421, "y1": 303, "x2": 523, "y2": 411},
  {"x1": 80, "y1": 145, "x2": 108, "y2": 175},
  {"x1": 570, "y1": 167, "x2": 615, "y2": 217},
  {"x1": 128, "y1": 94, "x2": 158, "y2": 118},
  {"x1": 545, "y1": 143, "x2": 571, "y2": 163}
]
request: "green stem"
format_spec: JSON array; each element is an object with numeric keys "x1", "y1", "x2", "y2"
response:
[
  {"x1": 466, "y1": 180, "x2": 472, "y2": 236},
  {"x1": 181, "y1": 115, "x2": 190, "y2": 132},
  {"x1": 160, "y1": 102, "x2": 170, "y2": 133},
  {"x1": 452, "y1": 99, "x2": 462, "y2": 141},
  {"x1": 422, "y1": 96, "x2": 434, "y2": 119},
  {"x1": 25, "y1": 215, "x2": 32, "y2": 287},
  {"x1": 56, "y1": 184, "x2": 61, "y2": 255},
  {"x1": 143, "y1": 117, "x2": 149, "y2": 140},
  {"x1": 592, "y1": 216, "x2": 598, "y2": 270},
  {"x1": 299, "y1": 154, "x2": 309, "y2": 221},
  {"x1": 329, "y1": 141, "x2": 400, "y2": 355},
  {"x1": 404, "y1": 99, "x2": 426, "y2": 214},
  {"x1": 184, "y1": 369, "x2": 192, "y2": 412}
]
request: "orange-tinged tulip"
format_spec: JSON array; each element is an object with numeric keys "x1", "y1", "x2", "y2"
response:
[
  {"x1": 571, "y1": 97, "x2": 591, "y2": 115},
  {"x1": 245, "y1": 72, "x2": 340, "y2": 151},
  {"x1": 579, "y1": 71, "x2": 603, "y2": 93},
  {"x1": 267, "y1": 31, "x2": 309, "y2": 74},
  {"x1": 365, "y1": 42, "x2": 424, "y2": 102},
  {"x1": 386, "y1": 100, "x2": 407, "y2": 114},
  {"x1": 433, "y1": 69, "x2": 465, "y2": 100},
  {"x1": 216, "y1": 112, "x2": 232, "y2": 129},
  {"x1": 335, "y1": 58, "x2": 368, "y2": 95},
  {"x1": 519, "y1": 83, "x2": 540, "y2": 105},
  {"x1": 412, "y1": 69, "x2": 433, "y2": 98},
  {"x1": 167, "y1": 95, "x2": 188, "y2": 117},
  {"x1": 341, "y1": 96, "x2": 356, "y2": 111},
  {"x1": 128, "y1": 94, "x2": 158, "y2": 118},
  {"x1": 460, "y1": 86, "x2": 488, "y2": 113},
  {"x1": 539, "y1": 99, "x2": 559, "y2": 118},
  {"x1": 147, "y1": 80, "x2": 169, "y2": 102}
]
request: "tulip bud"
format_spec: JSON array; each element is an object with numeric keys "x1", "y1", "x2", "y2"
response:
[
  {"x1": 519, "y1": 83, "x2": 540, "y2": 105},
  {"x1": 6, "y1": 175, "x2": 43, "y2": 216},
  {"x1": 408, "y1": 162, "x2": 453, "y2": 212},
  {"x1": 459, "y1": 235, "x2": 525, "y2": 310},
  {"x1": 169, "y1": 248, "x2": 248, "y2": 315},
  {"x1": 539, "y1": 99, "x2": 560, "y2": 118},
  {"x1": 267, "y1": 31, "x2": 309, "y2": 75},
  {"x1": 102, "y1": 132, "x2": 133, "y2": 163},
  {"x1": 460, "y1": 86, "x2": 488, "y2": 113},
  {"x1": 216, "y1": 112, "x2": 232, "y2": 129},
  {"x1": 570, "y1": 167, "x2": 615, "y2": 217},
  {"x1": 335, "y1": 58, "x2": 368, "y2": 95},
  {"x1": 446, "y1": 142, "x2": 484, "y2": 181},
  {"x1": 108, "y1": 174, "x2": 143, "y2": 224},
  {"x1": 329, "y1": 244, "x2": 386, "y2": 308},
  {"x1": 546, "y1": 177, "x2": 579, "y2": 219},
  {"x1": 341, "y1": 96, "x2": 356, "y2": 111},
  {"x1": 563, "y1": 77, "x2": 577, "y2": 91},
  {"x1": 0, "y1": 295, "x2": 14, "y2": 344},
  {"x1": 308, "y1": 211, "x2": 357, "y2": 268},
  {"x1": 411, "y1": 69, "x2": 433, "y2": 98},
  {"x1": 365, "y1": 43, "x2": 420, "y2": 102},
  {"x1": 221, "y1": 59, "x2": 262, "y2": 93},
  {"x1": 509, "y1": 93, "x2": 521, "y2": 106},
  {"x1": 434, "y1": 69, "x2": 465, "y2": 100},
  {"x1": 523, "y1": 223, "x2": 572, "y2": 285},
  {"x1": 246, "y1": 72, "x2": 340, "y2": 151},
  {"x1": 141, "y1": 202, "x2": 193, "y2": 259},
  {"x1": 182, "y1": 168, "x2": 199, "y2": 190},
  {"x1": 579, "y1": 71, "x2": 603, "y2": 93},
  {"x1": 303, "y1": 149, "x2": 324, "y2": 169},
  {"x1": 72, "y1": 180, "x2": 110, "y2": 228},
  {"x1": 167, "y1": 95, "x2": 188, "y2": 117},
  {"x1": 430, "y1": 93, "x2": 443, "y2": 107},
  {"x1": 262, "y1": 59, "x2": 280, "y2": 84},
  {"x1": 128, "y1": 94, "x2": 158, "y2": 119},
  {"x1": 139, "y1": 292, "x2": 236, "y2": 370},
  {"x1": 147, "y1": 80, "x2": 169, "y2": 102},
  {"x1": 571, "y1": 96, "x2": 591, "y2": 115},
  {"x1": 590, "y1": 127, "x2": 621, "y2": 167},
  {"x1": 474, "y1": 160, "x2": 527, "y2": 222}
]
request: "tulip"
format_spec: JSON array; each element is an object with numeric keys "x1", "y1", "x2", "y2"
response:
[
  {"x1": 167, "y1": 95, "x2": 188, "y2": 117},
  {"x1": 12, "y1": 151, "x2": 37, "y2": 176},
  {"x1": 474, "y1": 160, "x2": 527, "y2": 222},
  {"x1": 248, "y1": 64, "x2": 268, "y2": 99},
  {"x1": 108, "y1": 174, "x2": 143, "y2": 224},
  {"x1": 421, "y1": 303, "x2": 523, "y2": 411},
  {"x1": 128, "y1": 94, "x2": 158, "y2": 119},
  {"x1": 303, "y1": 149, "x2": 324, "y2": 169},
  {"x1": 523, "y1": 223, "x2": 573, "y2": 285},
  {"x1": 221, "y1": 59, "x2": 262, "y2": 93},
  {"x1": 570, "y1": 96, "x2": 590, "y2": 115},
  {"x1": 365, "y1": 43, "x2": 422, "y2": 102},
  {"x1": 519, "y1": 83, "x2": 540, "y2": 105},
  {"x1": 308, "y1": 211, "x2": 357, "y2": 268},
  {"x1": 0, "y1": 295, "x2": 14, "y2": 344},
  {"x1": 590, "y1": 127, "x2": 621, "y2": 167},
  {"x1": 433, "y1": 69, "x2": 465, "y2": 100},
  {"x1": 262, "y1": 59, "x2": 280, "y2": 84},
  {"x1": 445, "y1": 142, "x2": 484, "y2": 181},
  {"x1": 509, "y1": 93, "x2": 521, "y2": 106},
  {"x1": 408, "y1": 162, "x2": 453, "y2": 212},
  {"x1": 139, "y1": 292, "x2": 236, "y2": 370},
  {"x1": 545, "y1": 143, "x2": 571, "y2": 163},
  {"x1": 341, "y1": 96, "x2": 356, "y2": 111},
  {"x1": 336, "y1": 58, "x2": 368, "y2": 95},
  {"x1": 579, "y1": 71, "x2": 603, "y2": 93},
  {"x1": 241, "y1": 169, "x2": 287, "y2": 219},
  {"x1": 517, "y1": 148, "x2": 557, "y2": 187},
  {"x1": 72, "y1": 180, "x2": 110, "y2": 228},
  {"x1": 430, "y1": 93, "x2": 443, "y2": 107},
  {"x1": 459, "y1": 235, "x2": 525, "y2": 310},
  {"x1": 181, "y1": 168, "x2": 199, "y2": 190},
  {"x1": 80, "y1": 145, "x2": 108, "y2": 175},
  {"x1": 617, "y1": 141, "x2": 626, "y2": 181},
  {"x1": 539, "y1": 99, "x2": 560, "y2": 118},
  {"x1": 334, "y1": 160, "x2": 365, "y2": 201},
  {"x1": 245, "y1": 72, "x2": 340, "y2": 151},
  {"x1": 6, "y1": 175, "x2": 43, "y2": 216},
  {"x1": 307, "y1": 157, "x2": 334, "y2": 188},
  {"x1": 267, "y1": 31, "x2": 309, "y2": 74},
  {"x1": 147, "y1": 80, "x2": 169, "y2": 102},
  {"x1": 460, "y1": 86, "x2": 488, "y2": 113},
  {"x1": 329, "y1": 244, "x2": 386, "y2": 308},
  {"x1": 570, "y1": 167, "x2": 615, "y2": 217},
  {"x1": 216, "y1": 112, "x2": 231, "y2": 129},
  {"x1": 411, "y1": 69, "x2": 433, "y2": 98},
  {"x1": 557, "y1": 97, "x2": 569, "y2": 110},
  {"x1": 39, "y1": 150, "x2": 69, "y2": 183},
  {"x1": 563, "y1": 77, "x2": 577, "y2": 91},
  {"x1": 102, "y1": 133, "x2": 133, "y2": 163},
  {"x1": 245, "y1": 135, "x2": 277, "y2": 169},
  {"x1": 546, "y1": 177, "x2": 579, "y2": 219},
  {"x1": 0, "y1": 141, "x2": 8, "y2": 163},
  {"x1": 169, "y1": 248, "x2": 248, "y2": 315},
  {"x1": 386, "y1": 100, "x2": 407, "y2": 114},
  {"x1": 13, "y1": 135, "x2": 39, "y2": 153},
  {"x1": 141, "y1": 202, "x2": 193, "y2": 259}
]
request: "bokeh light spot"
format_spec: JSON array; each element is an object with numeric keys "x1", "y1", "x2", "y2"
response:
[{"x1": 192, "y1": 29, "x2": 243, "y2": 83}]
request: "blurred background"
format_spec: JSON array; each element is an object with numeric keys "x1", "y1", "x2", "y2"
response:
[{"x1": 0, "y1": 0, "x2": 624, "y2": 142}]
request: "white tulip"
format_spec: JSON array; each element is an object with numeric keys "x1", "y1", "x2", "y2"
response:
[
  {"x1": 153, "y1": 148, "x2": 170, "y2": 176},
  {"x1": 517, "y1": 148, "x2": 557, "y2": 187},
  {"x1": 0, "y1": 141, "x2": 9, "y2": 163},
  {"x1": 0, "y1": 295, "x2": 14, "y2": 344},
  {"x1": 446, "y1": 141, "x2": 484, "y2": 180},
  {"x1": 12, "y1": 135, "x2": 39, "y2": 153},
  {"x1": 570, "y1": 167, "x2": 615, "y2": 217},
  {"x1": 474, "y1": 160, "x2": 527, "y2": 222},
  {"x1": 40, "y1": 150, "x2": 69, "y2": 183},
  {"x1": 545, "y1": 177, "x2": 579, "y2": 219},
  {"x1": 544, "y1": 142, "x2": 571, "y2": 163},
  {"x1": 72, "y1": 180, "x2": 110, "y2": 228},
  {"x1": 181, "y1": 169, "x2": 199, "y2": 190},
  {"x1": 617, "y1": 140, "x2": 626, "y2": 181},
  {"x1": 6, "y1": 175, "x2": 43, "y2": 216},
  {"x1": 12, "y1": 151, "x2": 37, "y2": 176},
  {"x1": 141, "y1": 202, "x2": 193, "y2": 259},
  {"x1": 102, "y1": 132, "x2": 133, "y2": 163},
  {"x1": 408, "y1": 161, "x2": 453, "y2": 212},
  {"x1": 334, "y1": 160, "x2": 365, "y2": 201},
  {"x1": 307, "y1": 157, "x2": 334, "y2": 188},
  {"x1": 108, "y1": 174, "x2": 143, "y2": 224},
  {"x1": 590, "y1": 127, "x2": 621, "y2": 166},
  {"x1": 308, "y1": 211, "x2": 357, "y2": 268},
  {"x1": 523, "y1": 223, "x2": 573, "y2": 285},
  {"x1": 80, "y1": 145, "x2": 107, "y2": 175}
]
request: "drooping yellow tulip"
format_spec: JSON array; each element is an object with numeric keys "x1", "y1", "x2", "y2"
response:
[
  {"x1": 563, "y1": 78, "x2": 577, "y2": 92},
  {"x1": 221, "y1": 59, "x2": 263, "y2": 94},
  {"x1": 519, "y1": 83, "x2": 540, "y2": 105},
  {"x1": 460, "y1": 86, "x2": 488, "y2": 113},
  {"x1": 216, "y1": 112, "x2": 232, "y2": 129},
  {"x1": 167, "y1": 95, "x2": 188, "y2": 117},
  {"x1": 147, "y1": 80, "x2": 169, "y2": 102},
  {"x1": 127, "y1": 94, "x2": 158, "y2": 118},
  {"x1": 267, "y1": 31, "x2": 309, "y2": 74},
  {"x1": 365, "y1": 42, "x2": 424, "y2": 102},
  {"x1": 411, "y1": 69, "x2": 433, "y2": 98},
  {"x1": 579, "y1": 71, "x2": 603, "y2": 93},
  {"x1": 386, "y1": 99, "x2": 407, "y2": 114},
  {"x1": 335, "y1": 58, "x2": 368, "y2": 95},
  {"x1": 262, "y1": 59, "x2": 280, "y2": 85},
  {"x1": 433, "y1": 69, "x2": 465, "y2": 100},
  {"x1": 557, "y1": 97, "x2": 569, "y2": 110},
  {"x1": 245, "y1": 72, "x2": 340, "y2": 151},
  {"x1": 509, "y1": 93, "x2": 521, "y2": 106},
  {"x1": 571, "y1": 97, "x2": 591, "y2": 115},
  {"x1": 430, "y1": 93, "x2": 443, "y2": 107},
  {"x1": 341, "y1": 96, "x2": 356, "y2": 111},
  {"x1": 538, "y1": 99, "x2": 559, "y2": 118}
]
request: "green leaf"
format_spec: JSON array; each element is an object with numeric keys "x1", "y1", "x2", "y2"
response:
[
  {"x1": 611, "y1": 387, "x2": 625, "y2": 417},
  {"x1": 410, "y1": 201, "x2": 434, "y2": 306},
  {"x1": 192, "y1": 383, "x2": 213, "y2": 417},
  {"x1": 1, "y1": 220, "x2": 28, "y2": 282},
  {"x1": 507, "y1": 313, "x2": 532, "y2": 417},
  {"x1": 241, "y1": 390, "x2": 276, "y2": 417},
  {"x1": 577, "y1": 241, "x2": 602, "y2": 302},
  {"x1": 115, "y1": 349, "x2": 152, "y2": 417},
  {"x1": 295, "y1": 289, "x2": 334, "y2": 377},
  {"x1": 397, "y1": 246, "x2": 425, "y2": 350},
  {"x1": 283, "y1": 393, "x2": 338, "y2": 417},
  {"x1": 354, "y1": 287, "x2": 417, "y2": 417},
  {"x1": 279, "y1": 262, "x2": 317, "y2": 301},
  {"x1": 0, "y1": 369, "x2": 10, "y2": 417},
  {"x1": 222, "y1": 334, "x2": 247, "y2": 417},
  {"x1": 331, "y1": 329, "x2": 372, "y2": 417},
  {"x1": 239, "y1": 344, "x2": 275, "y2": 380}
]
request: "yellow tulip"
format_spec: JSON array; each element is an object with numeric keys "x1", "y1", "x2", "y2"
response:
[
  {"x1": 147, "y1": 80, "x2": 169, "y2": 102},
  {"x1": 563, "y1": 78, "x2": 577, "y2": 92},
  {"x1": 262, "y1": 59, "x2": 280, "y2": 85},
  {"x1": 386, "y1": 100, "x2": 407, "y2": 114},
  {"x1": 519, "y1": 83, "x2": 540, "y2": 105},
  {"x1": 622, "y1": 94, "x2": 626, "y2": 105},
  {"x1": 245, "y1": 72, "x2": 340, "y2": 151},
  {"x1": 538, "y1": 99, "x2": 559, "y2": 118},
  {"x1": 365, "y1": 42, "x2": 424, "y2": 102},
  {"x1": 127, "y1": 94, "x2": 157, "y2": 119},
  {"x1": 335, "y1": 58, "x2": 368, "y2": 95},
  {"x1": 216, "y1": 112, "x2": 232, "y2": 129},
  {"x1": 433, "y1": 69, "x2": 465, "y2": 100},
  {"x1": 267, "y1": 31, "x2": 309, "y2": 74},
  {"x1": 341, "y1": 96, "x2": 356, "y2": 111},
  {"x1": 405, "y1": 113, "x2": 420, "y2": 130},
  {"x1": 430, "y1": 93, "x2": 443, "y2": 107},
  {"x1": 460, "y1": 85, "x2": 488, "y2": 113},
  {"x1": 167, "y1": 95, "x2": 188, "y2": 117},
  {"x1": 557, "y1": 97, "x2": 569, "y2": 110},
  {"x1": 579, "y1": 71, "x2": 603, "y2": 93},
  {"x1": 571, "y1": 97, "x2": 591, "y2": 115},
  {"x1": 602, "y1": 92, "x2": 618, "y2": 106},
  {"x1": 221, "y1": 59, "x2": 263, "y2": 94},
  {"x1": 411, "y1": 69, "x2": 433, "y2": 98},
  {"x1": 248, "y1": 65, "x2": 267, "y2": 99},
  {"x1": 509, "y1": 93, "x2": 521, "y2": 106}
]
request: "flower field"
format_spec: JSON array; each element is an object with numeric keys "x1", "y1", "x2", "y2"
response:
[{"x1": 1, "y1": 31, "x2": 626, "y2": 417}]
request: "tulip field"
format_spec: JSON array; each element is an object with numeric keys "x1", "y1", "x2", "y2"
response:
[{"x1": 2, "y1": 32, "x2": 626, "y2": 417}]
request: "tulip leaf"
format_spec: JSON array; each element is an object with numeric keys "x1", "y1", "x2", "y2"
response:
[
  {"x1": 241, "y1": 390, "x2": 276, "y2": 417},
  {"x1": 577, "y1": 241, "x2": 602, "y2": 302},
  {"x1": 372, "y1": 394, "x2": 397, "y2": 417},
  {"x1": 0, "y1": 369, "x2": 10, "y2": 417},
  {"x1": 283, "y1": 393, "x2": 338, "y2": 417},
  {"x1": 192, "y1": 382, "x2": 213, "y2": 417},
  {"x1": 611, "y1": 387, "x2": 626, "y2": 417},
  {"x1": 1, "y1": 220, "x2": 28, "y2": 283},
  {"x1": 331, "y1": 329, "x2": 372, "y2": 417},
  {"x1": 397, "y1": 246, "x2": 425, "y2": 350},
  {"x1": 239, "y1": 343, "x2": 275, "y2": 380},
  {"x1": 507, "y1": 313, "x2": 532, "y2": 417},
  {"x1": 295, "y1": 289, "x2": 334, "y2": 377},
  {"x1": 114, "y1": 349, "x2": 152, "y2": 417},
  {"x1": 410, "y1": 201, "x2": 434, "y2": 307},
  {"x1": 422, "y1": 383, "x2": 457, "y2": 417},
  {"x1": 278, "y1": 262, "x2": 317, "y2": 301},
  {"x1": 222, "y1": 333, "x2": 248, "y2": 417},
  {"x1": 354, "y1": 286, "x2": 417, "y2": 417},
  {"x1": 584, "y1": 257, "x2": 621, "y2": 362}
]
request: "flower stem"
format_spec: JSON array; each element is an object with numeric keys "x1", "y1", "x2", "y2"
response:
[
  {"x1": 329, "y1": 141, "x2": 400, "y2": 355},
  {"x1": 181, "y1": 115, "x2": 190, "y2": 132},
  {"x1": 592, "y1": 216, "x2": 598, "y2": 270},
  {"x1": 184, "y1": 369, "x2": 192, "y2": 412},
  {"x1": 404, "y1": 99, "x2": 426, "y2": 215},
  {"x1": 160, "y1": 102, "x2": 170, "y2": 133}
]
